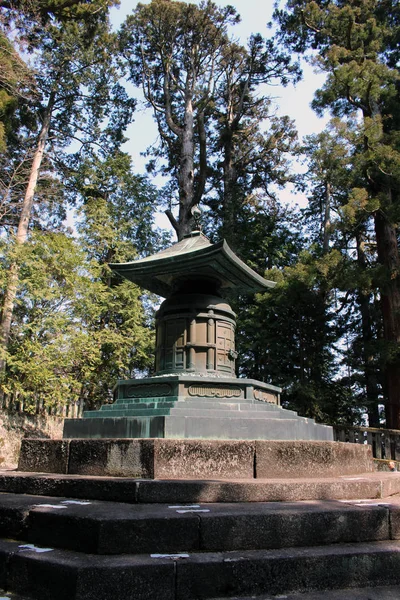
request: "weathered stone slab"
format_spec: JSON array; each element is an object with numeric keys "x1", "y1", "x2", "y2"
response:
[
  {"x1": 387, "y1": 502, "x2": 400, "y2": 540},
  {"x1": 0, "y1": 472, "x2": 140, "y2": 503},
  {"x1": 0, "y1": 494, "x2": 390, "y2": 556},
  {"x1": 15, "y1": 438, "x2": 378, "y2": 481},
  {"x1": 136, "y1": 477, "x2": 385, "y2": 504},
  {"x1": 26, "y1": 500, "x2": 201, "y2": 555},
  {"x1": 380, "y1": 473, "x2": 400, "y2": 498},
  {"x1": 153, "y1": 439, "x2": 255, "y2": 480},
  {"x1": 8, "y1": 549, "x2": 176, "y2": 600},
  {"x1": 68, "y1": 439, "x2": 155, "y2": 478},
  {"x1": 255, "y1": 441, "x2": 374, "y2": 478},
  {"x1": 18, "y1": 439, "x2": 70, "y2": 474},
  {"x1": 0, "y1": 493, "x2": 64, "y2": 539},
  {"x1": 198, "y1": 502, "x2": 389, "y2": 551},
  {"x1": 175, "y1": 541, "x2": 400, "y2": 599},
  {"x1": 1, "y1": 469, "x2": 400, "y2": 503}
]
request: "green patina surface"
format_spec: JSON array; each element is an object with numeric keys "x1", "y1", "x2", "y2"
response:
[
  {"x1": 109, "y1": 231, "x2": 275, "y2": 298},
  {"x1": 83, "y1": 396, "x2": 180, "y2": 419}
]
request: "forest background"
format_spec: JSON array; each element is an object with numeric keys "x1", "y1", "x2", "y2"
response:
[{"x1": 0, "y1": 0, "x2": 399, "y2": 431}]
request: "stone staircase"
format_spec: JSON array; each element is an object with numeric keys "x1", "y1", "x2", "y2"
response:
[{"x1": 1, "y1": 470, "x2": 400, "y2": 599}]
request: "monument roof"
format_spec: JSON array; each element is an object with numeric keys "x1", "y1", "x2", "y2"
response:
[{"x1": 109, "y1": 231, "x2": 276, "y2": 298}]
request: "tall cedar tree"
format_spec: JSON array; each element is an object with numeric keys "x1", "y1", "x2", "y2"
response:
[
  {"x1": 120, "y1": 0, "x2": 241, "y2": 240},
  {"x1": 121, "y1": 0, "x2": 299, "y2": 243},
  {"x1": 301, "y1": 119, "x2": 382, "y2": 426},
  {"x1": 275, "y1": 0, "x2": 400, "y2": 428}
]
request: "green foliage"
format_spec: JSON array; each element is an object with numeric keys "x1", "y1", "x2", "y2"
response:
[
  {"x1": 1, "y1": 228, "x2": 155, "y2": 411},
  {"x1": 0, "y1": 31, "x2": 33, "y2": 152},
  {"x1": 237, "y1": 248, "x2": 355, "y2": 424},
  {"x1": 0, "y1": 0, "x2": 162, "y2": 411},
  {"x1": 0, "y1": 146, "x2": 163, "y2": 410}
]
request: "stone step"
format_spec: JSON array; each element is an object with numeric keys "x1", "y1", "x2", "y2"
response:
[
  {"x1": 1, "y1": 471, "x2": 400, "y2": 504},
  {"x1": 84, "y1": 402, "x2": 300, "y2": 422},
  {"x1": 5, "y1": 587, "x2": 400, "y2": 600},
  {"x1": 0, "y1": 493, "x2": 394, "y2": 555},
  {"x1": 83, "y1": 408, "x2": 171, "y2": 418},
  {"x1": 88, "y1": 407, "x2": 301, "y2": 420},
  {"x1": 5, "y1": 589, "x2": 400, "y2": 600},
  {"x1": 16, "y1": 439, "x2": 374, "y2": 479},
  {"x1": 3, "y1": 537, "x2": 400, "y2": 600},
  {"x1": 164, "y1": 415, "x2": 318, "y2": 440},
  {"x1": 99, "y1": 401, "x2": 176, "y2": 411},
  {"x1": 171, "y1": 400, "x2": 294, "y2": 413},
  {"x1": 113, "y1": 396, "x2": 179, "y2": 405},
  {"x1": 168, "y1": 407, "x2": 299, "y2": 419}
]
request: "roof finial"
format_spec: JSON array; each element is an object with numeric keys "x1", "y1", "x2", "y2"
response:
[{"x1": 191, "y1": 204, "x2": 202, "y2": 232}]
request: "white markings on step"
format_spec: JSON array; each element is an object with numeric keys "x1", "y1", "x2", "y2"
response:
[
  {"x1": 61, "y1": 500, "x2": 92, "y2": 505},
  {"x1": 176, "y1": 509, "x2": 210, "y2": 514},
  {"x1": 33, "y1": 504, "x2": 67, "y2": 509},
  {"x1": 168, "y1": 504, "x2": 210, "y2": 514},
  {"x1": 151, "y1": 553, "x2": 189, "y2": 559},
  {"x1": 19, "y1": 544, "x2": 53, "y2": 553},
  {"x1": 168, "y1": 504, "x2": 200, "y2": 509},
  {"x1": 354, "y1": 502, "x2": 391, "y2": 507},
  {"x1": 339, "y1": 499, "x2": 372, "y2": 503}
]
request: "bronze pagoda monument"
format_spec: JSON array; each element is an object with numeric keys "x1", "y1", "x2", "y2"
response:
[{"x1": 63, "y1": 230, "x2": 333, "y2": 441}]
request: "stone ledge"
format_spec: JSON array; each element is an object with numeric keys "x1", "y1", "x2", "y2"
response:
[
  {"x1": 18, "y1": 438, "x2": 374, "y2": 479},
  {"x1": 2, "y1": 471, "x2": 400, "y2": 503},
  {"x1": 0, "y1": 492, "x2": 392, "y2": 555},
  {"x1": 255, "y1": 440, "x2": 374, "y2": 478}
]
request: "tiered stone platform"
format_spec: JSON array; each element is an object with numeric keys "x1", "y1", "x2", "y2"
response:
[
  {"x1": 63, "y1": 376, "x2": 333, "y2": 441},
  {"x1": 0, "y1": 439, "x2": 394, "y2": 598},
  {"x1": 1, "y1": 465, "x2": 400, "y2": 599}
]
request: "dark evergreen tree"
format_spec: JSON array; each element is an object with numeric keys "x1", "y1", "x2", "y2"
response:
[{"x1": 275, "y1": 0, "x2": 400, "y2": 428}]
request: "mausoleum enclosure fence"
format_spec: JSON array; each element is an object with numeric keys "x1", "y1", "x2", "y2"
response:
[
  {"x1": 333, "y1": 425, "x2": 400, "y2": 461},
  {"x1": 1, "y1": 395, "x2": 84, "y2": 418}
]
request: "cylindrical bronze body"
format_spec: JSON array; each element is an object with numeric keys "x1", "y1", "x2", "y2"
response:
[{"x1": 155, "y1": 292, "x2": 236, "y2": 377}]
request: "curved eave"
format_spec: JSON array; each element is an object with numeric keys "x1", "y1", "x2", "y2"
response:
[{"x1": 109, "y1": 239, "x2": 275, "y2": 298}]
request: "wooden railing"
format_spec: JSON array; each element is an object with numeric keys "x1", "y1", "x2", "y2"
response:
[
  {"x1": 1, "y1": 395, "x2": 84, "y2": 419},
  {"x1": 333, "y1": 425, "x2": 400, "y2": 460}
]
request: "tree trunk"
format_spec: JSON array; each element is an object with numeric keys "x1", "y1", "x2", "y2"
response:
[
  {"x1": 177, "y1": 95, "x2": 195, "y2": 241},
  {"x1": 374, "y1": 209, "x2": 400, "y2": 429},
  {"x1": 0, "y1": 91, "x2": 55, "y2": 372},
  {"x1": 323, "y1": 181, "x2": 331, "y2": 254},
  {"x1": 356, "y1": 229, "x2": 381, "y2": 427},
  {"x1": 221, "y1": 129, "x2": 236, "y2": 246}
]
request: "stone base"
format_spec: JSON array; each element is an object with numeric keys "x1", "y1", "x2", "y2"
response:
[
  {"x1": 63, "y1": 375, "x2": 333, "y2": 442},
  {"x1": 18, "y1": 439, "x2": 374, "y2": 479}
]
